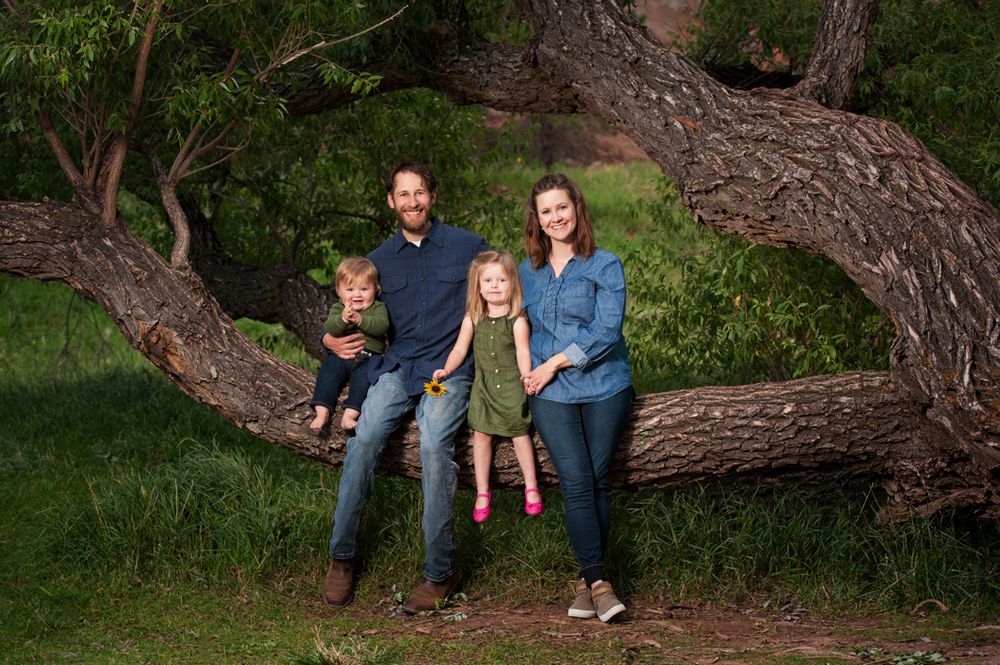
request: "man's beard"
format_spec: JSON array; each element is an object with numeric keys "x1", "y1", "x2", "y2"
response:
[{"x1": 395, "y1": 207, "x2": 432, "y2": 234}]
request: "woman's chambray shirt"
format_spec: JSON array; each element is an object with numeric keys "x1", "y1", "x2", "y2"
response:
[{"x1": 519, "y1": 249, "x2": 632, "y2": 404}]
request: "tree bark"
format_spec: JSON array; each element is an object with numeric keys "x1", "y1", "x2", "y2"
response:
[{"x1": 795, "y1": 0, "x2": 882, "y2": 109}]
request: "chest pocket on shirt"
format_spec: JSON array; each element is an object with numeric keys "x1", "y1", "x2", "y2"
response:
[
  {"x1": 435, "y1": 266, "x2": 467, "y2": 311},
  {"x1": 559, "y1": 279, "x2": 596, "y2": 324},
  {"x1": 379, "y1": 274, "x2": 408, "y2": 313}
]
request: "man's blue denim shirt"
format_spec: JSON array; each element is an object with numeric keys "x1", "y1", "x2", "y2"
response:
[
  {"x1": 519, "y1": 249, "x2": 632, "y2": 404},
  {"x1": 367, "y1": 218, "x2": 489, "y2": 396}
]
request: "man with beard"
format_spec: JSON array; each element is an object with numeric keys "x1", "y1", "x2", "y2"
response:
[{"x1": 321, "y1": 162, "x2": 488, "y2": 613}]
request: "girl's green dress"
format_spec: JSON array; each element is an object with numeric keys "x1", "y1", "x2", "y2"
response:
[{"x1": 466, "y1": 315, "x2": 531, "y2": 437}]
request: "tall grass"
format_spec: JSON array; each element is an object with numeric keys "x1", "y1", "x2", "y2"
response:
[
  {"x1": 613, "y1": 487, "x2": 999, "y2": 612},
  {"x1": 57, "y1": 443, "x2": 332, "y2": 578},
  {"x1": 47, "y1": 440, "x2": 999, "y2": 614}
]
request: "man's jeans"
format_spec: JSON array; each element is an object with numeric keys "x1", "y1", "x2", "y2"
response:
[
  {"x1": 528, "y1": 386, "x2": 634, "y2": 585},
  {"x1": 328, "y1": 368, "x2": 472, "y2": 582}
]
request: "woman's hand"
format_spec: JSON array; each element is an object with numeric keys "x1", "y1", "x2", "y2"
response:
[
  {"x1": 323, "y1": 332, "x2": 365, "y2": 360},
  {"x1": 523, "y1": 353, "x2": 572, "y2": 395},
  {"x1": 523, "y1": 362, "x2": 558, "y2": 395}
]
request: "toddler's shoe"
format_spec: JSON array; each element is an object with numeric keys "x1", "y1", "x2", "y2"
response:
[
  {"x1": 524, "y1": 487, "x2": 543, "y2": 515},
  {"x1": 472, "y1": 492, "x2": 491, "y2": 523}
]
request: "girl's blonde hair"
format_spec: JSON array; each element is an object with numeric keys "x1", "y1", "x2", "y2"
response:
[
  {"x1": 335, "y1": 256, "x2": 380, "y2": 292},
  {"x1": 465, "y1": 250, "x2": 523, "y2": 324}
]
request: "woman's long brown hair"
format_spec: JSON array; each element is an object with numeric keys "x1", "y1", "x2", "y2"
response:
[{"x1": 524, "y1": 173, "x2": 596, "y2": 269}]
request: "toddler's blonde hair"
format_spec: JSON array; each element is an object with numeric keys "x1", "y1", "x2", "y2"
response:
[{"x1": 335, "y1": 256, "x2": 380, "y2": 292}]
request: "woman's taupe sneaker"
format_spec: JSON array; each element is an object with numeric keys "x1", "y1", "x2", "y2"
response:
[
  {"x1": 567, "y1": 578, "x2": 597, "y2": 619},
  {"x1": 591, "y1": 581, "x2": 626, "y2": 622}
]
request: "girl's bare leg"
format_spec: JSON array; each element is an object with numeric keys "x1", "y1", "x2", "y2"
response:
[
  {"x1": 472, "y1": 430, "x2": 494, "y2": 510},
  {"x1": 512, "y1": 434, "x2": 540, "y2": 501},
  {"x1": 310, "y1": 405, "x2": 330, "y2": 430}
]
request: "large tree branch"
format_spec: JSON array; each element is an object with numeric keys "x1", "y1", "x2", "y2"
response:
[
  {"x1": 285, "y1": 0, "x2": 1000, "y2": 505},
  {"x1": 504, "y1": 0, "x2": 1000, "y2": 467},
  {"x1": 795, "y1": 0, "x2": 882, "y2": 109},
  {"x1": 285, "y1": 29, "x2": 581, "y2": 116},
  {"x1": 181, "y1": 199, "x2": 336, "y2": 357},
  {"x1": 3, "y1": 200, "x2": 995, "y2": 519}
]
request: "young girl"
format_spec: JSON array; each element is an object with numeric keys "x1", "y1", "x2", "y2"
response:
[{"x1": 433, "y1": 250, "x2": 543, "y2": 522}]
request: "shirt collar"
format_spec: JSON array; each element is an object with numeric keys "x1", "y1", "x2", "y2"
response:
[{"x1": 388, "y1": 216, "x2": 444, "y2": 253}]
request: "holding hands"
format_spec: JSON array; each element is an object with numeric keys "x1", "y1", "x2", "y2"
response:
[{"x1": 522, "y1": 353, "x2": 571, "y2": 396}]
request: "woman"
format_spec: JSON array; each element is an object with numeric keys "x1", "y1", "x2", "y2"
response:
[{"x1": 519, "y1": 173, "x2": 634, "y2": 623}]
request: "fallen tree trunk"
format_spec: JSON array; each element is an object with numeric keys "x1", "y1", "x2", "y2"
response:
[{"x1": 3, "y1": 200, "x2": 991, "y2": 520}]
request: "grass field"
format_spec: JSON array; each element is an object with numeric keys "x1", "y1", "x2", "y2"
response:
[{"x1": 2, "y1": 163, "x2": 998, "y2": 663}]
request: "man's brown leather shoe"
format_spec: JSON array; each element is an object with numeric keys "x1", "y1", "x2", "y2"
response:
[
  {"x1": 322, "y1": 558, "x2": 355, "y2": 607},
  {"x1": 401, "y1": 570, "x2": 462, "y2": 614}
]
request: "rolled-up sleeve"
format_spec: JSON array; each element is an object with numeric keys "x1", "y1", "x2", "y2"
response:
[{"x1": 563, "y1": 257, "x2": 626, "y2": 368}]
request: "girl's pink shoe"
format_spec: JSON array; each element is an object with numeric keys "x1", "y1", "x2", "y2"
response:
[
  {"x1": 524, "y1": 487, "x2": 543, "y2": 516},
  {"x1": 473, "y1": 492, "x2": 492, "y2": 523}
]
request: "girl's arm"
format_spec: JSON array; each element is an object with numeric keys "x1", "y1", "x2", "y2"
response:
[
  {"x1": 432, "y1": 316, "x2": 475, "y2": 380},
  {"x1": 513, "y1": 316, "x2": 532, "y2": 379}
]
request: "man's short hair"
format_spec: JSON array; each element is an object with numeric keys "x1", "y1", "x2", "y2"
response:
[{"x1": 386, "y1": 162, "x2": 437, "y2": 194}]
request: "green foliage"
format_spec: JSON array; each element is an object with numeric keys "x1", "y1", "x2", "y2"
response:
[
  {"x1": 623, "y1": 181, "x2": 892, "y2": 392},
  {"x1": 686, "y1": 0, "x2": 1000, "y2": 206},
  {"x1": 860, "y1": 0, "x2": 1000, "y2": 204},
  {"x1": 685, "y1": 0, "x2": 823, "y2": 74},
  {"x1": 2, "y1": 276, "x2": 998, "y2": 663},
  {"x1": 0, "y1": 0, "x2": 405, "y2": 205},
  {"x1": 200, "y1": 88, "x2": 526, "y2": 275},
  {"x1": 615, "y1": 484, "x2": 1000, "y2": 612}
]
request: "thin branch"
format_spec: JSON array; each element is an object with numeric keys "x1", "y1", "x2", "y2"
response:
[
  {"x1": 175, "y1": 118, "x2": 240, "y2": 179},
  {"x1": 100, "y1": 0, "x2": 164, "y2": 227},
  {"x1": 35, "y1": 111, "x2": 86, "y2": 195},
  {"x1": 254, "y1": 5, "x2": 407, "y2": 83},
  {"x1": 168, "y1": 49, "x2": 241, "y2": 181},
  {"x1": 138, "y1": 141, "x2": 191, "y2": 268},
  {"x1": 181, "y1": 136, "x2": 250, "y2": 179}
]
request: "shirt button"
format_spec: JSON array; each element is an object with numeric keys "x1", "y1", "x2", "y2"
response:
[
  {"x1": 496, "y1": 384, "x2": 501, "y2": 389},
  {"x1": 494, "y1": 368, "x2": 499, "y2": 373},
  {"x1": 490, "y1": 352, "x2": 495, "y2": 357}
]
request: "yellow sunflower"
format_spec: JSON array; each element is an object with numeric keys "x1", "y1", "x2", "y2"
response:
[{"x1": 423, "y1": 378, "x2": 447, "y2": 396}]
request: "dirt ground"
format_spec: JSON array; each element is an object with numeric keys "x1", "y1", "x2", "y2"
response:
[{"x1": 336, "y1": 595, "x2": 1000, "y2": 664}]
